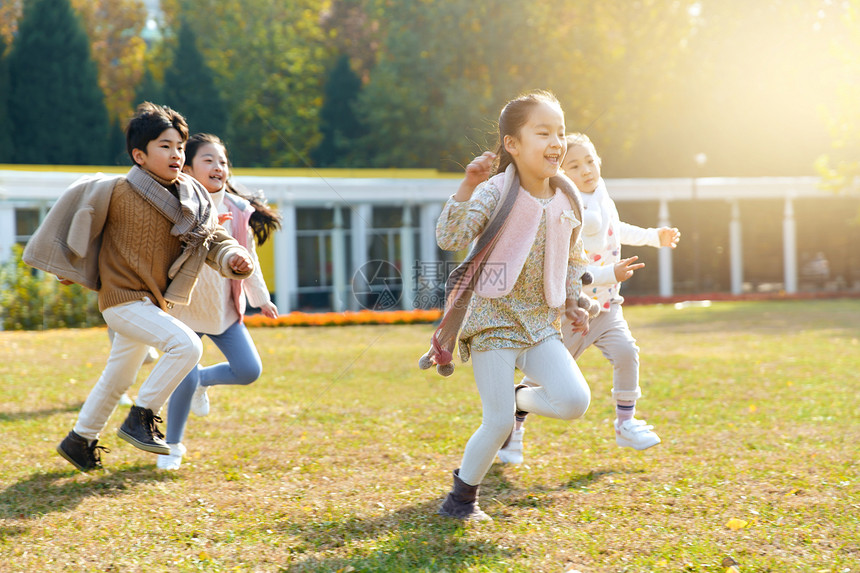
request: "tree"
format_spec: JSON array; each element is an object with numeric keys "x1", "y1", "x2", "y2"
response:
[
  {"x1": 70, "y1": 0, "x2": 148, "y2": 122},
  {"x1": 162, "y1": 20, "x2": 227, "y2": 136},
  {"x1": 321, "y1": 0, "x2": 381, "y2": 83},
  {"x1": 107, "y1": 118, "x2": 130, "y2": 166},
  {"x1": 311, "y1": 54, "x2": 366, "y2": 167},
  {"x1": 8, "y1": 0, "x2": 110, "y2": 164},
  {"x1": 620, "y1": 0, "x2": 843, "y2": 178},
  {"x1": 0, "y1": 0, "x2": 21, "y2": 47},
  {"x1": 0, "y1": 34, "x2": 13, "y2": 162},
  {"x1": 816, "y1": 0, "x2": 860, "y2": 191},
  {"x1": 161, "y1": 0, "x2": 332, "y2": 166},
  {"x1": 354, "y1": 0, "x2": 695, "y2": 171},
  {"x1": 134, "y1": 66, "x2": 164, "y2": 107}
]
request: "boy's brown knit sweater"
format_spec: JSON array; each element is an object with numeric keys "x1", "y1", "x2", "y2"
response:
[{"x1": 97, "y1": 176, "x2": 240, "y2": 313}]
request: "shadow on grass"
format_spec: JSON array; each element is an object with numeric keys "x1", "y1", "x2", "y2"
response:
[
  {"x1": 270, "y1": 465, "x2": 640, "y2": 571},
  {"x1": 0, "y1": 402, "x2": 84, "y2": 422},
  {"x1": 277, "y1": 498, "x2": 511, "y2": 572},
  {"x1": 487, "y1": 464, "x2": 645, "y2": 509},
  {"x1": 0, "y1": 465, "x2": 170, "y2": 524}
]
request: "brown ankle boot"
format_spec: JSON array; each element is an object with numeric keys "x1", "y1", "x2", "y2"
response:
[{"x1": 438, "y1": 469, "x2": 492, "y2": 521}]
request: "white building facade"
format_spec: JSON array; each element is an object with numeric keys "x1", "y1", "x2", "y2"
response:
[{"x1": 2, "y1": 169, "x2": 859, "y2": 312}]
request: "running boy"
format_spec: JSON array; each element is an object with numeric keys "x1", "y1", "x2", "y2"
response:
[{"x1": 24, "y1": 102, "x2": 254, "y2": 472}]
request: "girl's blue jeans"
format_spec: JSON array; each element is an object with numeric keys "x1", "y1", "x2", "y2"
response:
[{"x1": 165, "y1": 319, "x2": 262, "y2": 444}]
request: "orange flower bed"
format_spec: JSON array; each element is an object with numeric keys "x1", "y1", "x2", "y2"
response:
[{"x1": 243, "y1": 308, "x2": 442, "y2": 327}]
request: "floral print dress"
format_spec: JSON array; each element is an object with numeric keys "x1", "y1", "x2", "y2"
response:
[{"x1": 436, "y1": 178, "x2": 589, "y2": 361}]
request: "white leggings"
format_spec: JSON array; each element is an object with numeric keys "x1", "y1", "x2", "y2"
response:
[
  {"x1": 458, "y1": 338, "x2": 591, "y2": 485},
  {"x1": 74, "y1": 299, "x2": 202, "y2": 441}
]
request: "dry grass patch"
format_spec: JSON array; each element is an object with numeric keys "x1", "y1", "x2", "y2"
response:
[{"x1": 0, "y1": 300, "x2": 858, "y2": 572}]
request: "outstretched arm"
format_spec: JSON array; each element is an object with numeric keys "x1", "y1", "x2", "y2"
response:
[{"x1": 658, "y1": 226, "x2": 681, "y2": 248}]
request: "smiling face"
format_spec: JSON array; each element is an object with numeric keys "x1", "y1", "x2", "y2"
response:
[
  {"x1": 562, "y1": 142, "x2": 601, "y2": 194},
  {"x1": 183, "y1": 142, "x2": 229, "y2": 193},
  {"x1": 131, "y1": 127, "x2": 185, "y2": 182},
  {"x1": 504, "y1": 100, "x2": 566, "y2": 195}
]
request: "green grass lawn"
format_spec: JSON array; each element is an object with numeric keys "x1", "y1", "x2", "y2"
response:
[{"x1": 0, "y1": 300, "x2": 858, "y2": 572}]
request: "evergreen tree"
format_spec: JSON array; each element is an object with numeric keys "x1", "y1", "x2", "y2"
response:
[
  {"x1": 311, "y1": 54, "x2": 367, "y2": 167},
  {"x1": 162, "y1": 21, "x2": 227, "y2": 136},
  {"x1": 0, "y1": 35, "x2": 13, "y2": 162},
  {"x1": 107, "y1": 118, "x2": 130, "y2": 166},
  {"x1": 134, "y1": 66, "x2": 163, "y2": 107},
  {"x1": 8, "y1": 0, "x2": 110, "y2": 164}
]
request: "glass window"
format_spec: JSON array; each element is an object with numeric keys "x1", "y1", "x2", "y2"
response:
[{"x1": 15, "y1": 208, "x2": 41, "y2": 244}]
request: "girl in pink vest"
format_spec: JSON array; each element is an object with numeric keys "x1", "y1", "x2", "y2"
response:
[
  {"x1": 431, "y1": 91, "x2": 593, "y2": 520},
  {"x1": 159, "y1": 134, "x2": 281, "y2": 470}
]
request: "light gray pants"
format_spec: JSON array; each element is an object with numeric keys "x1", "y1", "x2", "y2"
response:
[
  {"x1": 459, "y1": 338, "x2": 591, "y2": 485},
  {"x1": 74, "y1": 299, "x2": 202, "y2": 441},
  {"x1": 523, "y1": 302, "x2": 641, "y2": 402}
]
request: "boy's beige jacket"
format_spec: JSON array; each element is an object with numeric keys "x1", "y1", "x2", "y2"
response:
[{"x1": 23, "y1": 173, "x2": 252, "y2": 310}]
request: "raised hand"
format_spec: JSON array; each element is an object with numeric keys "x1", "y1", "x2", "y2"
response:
[
  {"x1": 454, "y1": 151, "x2": 496, "y2": 201},
  {"x1": 613, "y1": 256, "x2": 645, "y2": 283},
  {"x1": 658, "y1": 226, "x2": 681, "y2": 248}
]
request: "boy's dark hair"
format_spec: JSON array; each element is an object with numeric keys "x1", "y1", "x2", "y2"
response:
[{"x1": 125, "y1": 102, "x2": 189, "y2": 163}]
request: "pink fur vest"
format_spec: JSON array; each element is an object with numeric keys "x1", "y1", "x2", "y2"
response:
[{"x1": 474, "y1": 171, "x2": 576, "y2": 308}]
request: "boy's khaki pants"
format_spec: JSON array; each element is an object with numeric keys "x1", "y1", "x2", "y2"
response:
[{"x1": 74, "y1": 298, "x2": 202, "y2": 441}]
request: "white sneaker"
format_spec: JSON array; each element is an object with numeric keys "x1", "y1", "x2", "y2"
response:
[
  {"x1": 190, "y1": 384, "x2": 210, "y2": 417},
  {"x1": 615, "y1": 418, "x2": 661, "y2": 450},
  {"x1": 143, "y1": 346, "x2": 159, "y2": 365},
  {"x1": 156, "y1": 442, "x2": 186, "y2": 470},
  {"x1": 497, "y1": 428, "x2": 525, "y2": 464},
  {"x1": 118, "y1": 393, "x2": 134, "y2": 406}
]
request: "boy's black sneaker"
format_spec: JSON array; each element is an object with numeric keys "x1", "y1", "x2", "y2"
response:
[
  {"x1": 57, "y1": 430, "x2": 108, "y2": 472},
  {"x1": 117, "y1": 405, "x2": 170, "y2": 455}
]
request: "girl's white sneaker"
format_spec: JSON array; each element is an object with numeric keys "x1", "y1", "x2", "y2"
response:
[
  {"x1": 497, "y1": 428, "x2": 525, "y2": 464},
  {"x1": 615, "y1": 418, "x2": 661, "y2": 450},
  {"x1": 190, "y1": 384, "x2": 210, "y2": 417},
  {"x1": 156, "y1": 442, "x2": 187, "y2": 470}
]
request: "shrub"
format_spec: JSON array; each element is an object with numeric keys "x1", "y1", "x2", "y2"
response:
[{"x1": 0, "y1": 245, "x2": 103, "y2": 330}]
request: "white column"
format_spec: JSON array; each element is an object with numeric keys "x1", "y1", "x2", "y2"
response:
[
  {"x1": 331, "y1": 206, "x2": 347, "y2": 312},
  {"x1": 783, "y1": 196, "x2": 798, "y2": 293},
  {"x1": 417, "y1": 202, "x2": 443, "y2": 308},
  {"x1": 399, "y1": 205, "x2": 415, "y2": 310},
  {"x1": 729, "y1": 199, "x2": 743, "y2": 295},
  {"x1": 657, "y1": 199, "x2": 673, "y2": 297},
  {"x1": 274, "y1": 203, "x2": 298, "y2": 313},
  {"x1": 349, "y1": 204, "x2": 371, "y2": 310},
  {"x1": 419, "y1": 203, "x2": 442, "y2": 267},
  {"x1": 0, "y1": 205, "x2": 15, "y2": 263}
]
